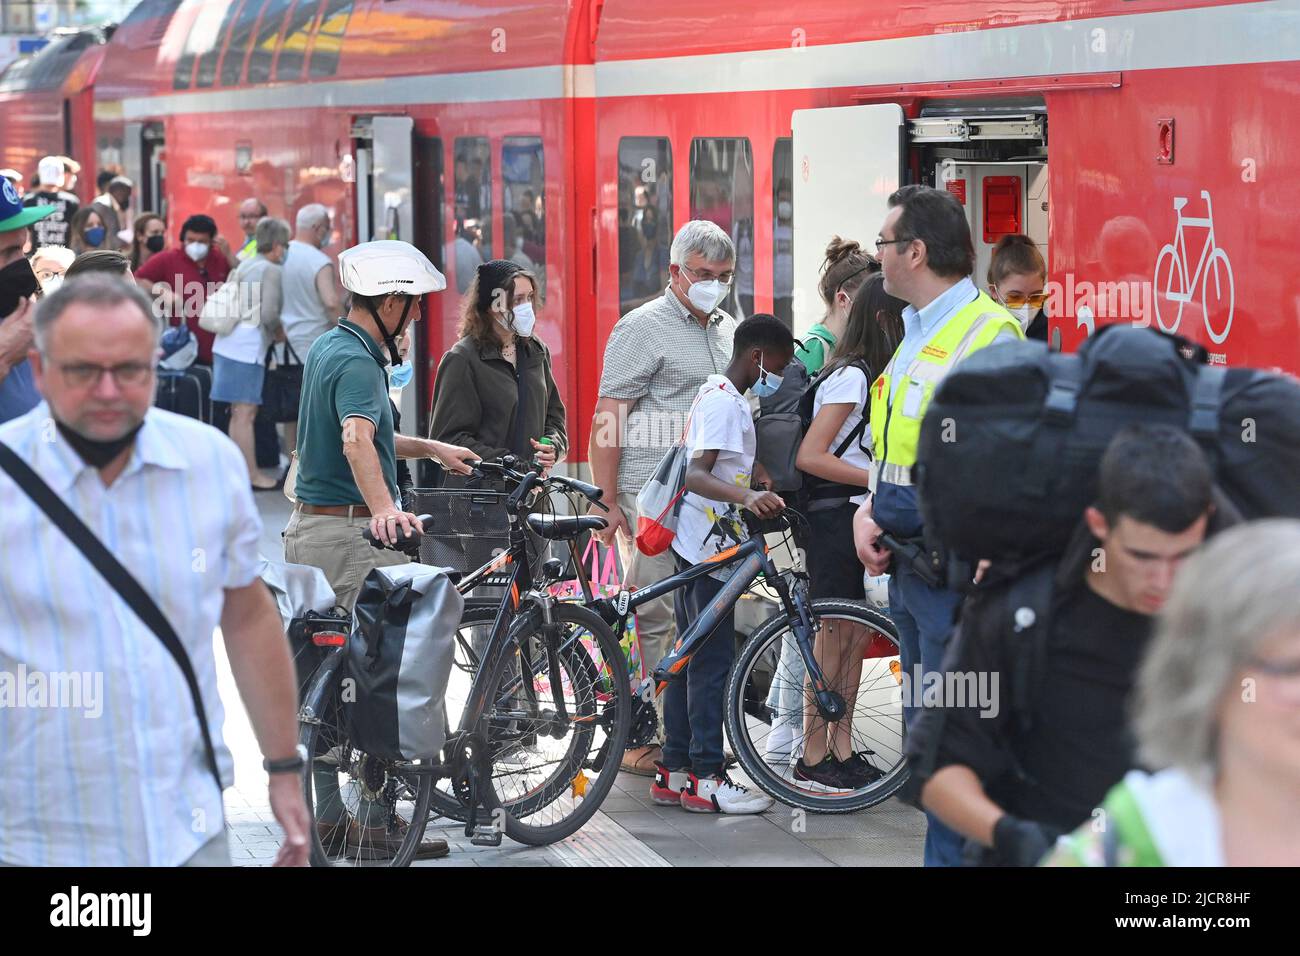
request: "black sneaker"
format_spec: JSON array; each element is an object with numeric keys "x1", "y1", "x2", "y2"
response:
[
  {"x1": 793, "y1": 754, "x2": 857, "y2": 790},
  {"x1": 835, "y1": 750, "x2": 884, "y2": 787}
]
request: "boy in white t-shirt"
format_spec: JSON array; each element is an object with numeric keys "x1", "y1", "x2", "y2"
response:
[{"x1": 649, "y1": 314, "x2": 792, "y2": 815}]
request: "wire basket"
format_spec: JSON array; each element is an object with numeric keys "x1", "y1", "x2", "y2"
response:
[{"x1": 408, "y1": 487, "x2": 512, "y2": 575}]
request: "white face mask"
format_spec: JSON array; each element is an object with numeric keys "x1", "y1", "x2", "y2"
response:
[
  {"x1": 498, "y1": 300, "x2": 536, "y2": 338},
  {"x1": 1008, "y1": 305, "x2": 1033, "y2": 330},
  {"x1": 185, "y1": 241, "x2": 209, "y2": 262},
  {"x1": 685, "y1": 276, "x2": 728, "y2": 314}
]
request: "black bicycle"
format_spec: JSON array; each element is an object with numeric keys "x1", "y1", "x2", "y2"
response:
[
  {"x1": 296, "y1": 464, "x2": 632, "y2": 865},
  {"x1": 447, "y1": 460, "x2": 908, "y2": 814}
]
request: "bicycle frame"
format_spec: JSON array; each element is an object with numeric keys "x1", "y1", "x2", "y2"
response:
[{"x1": 1168, "y1": 192, "x2": 1216, "y2": 304}]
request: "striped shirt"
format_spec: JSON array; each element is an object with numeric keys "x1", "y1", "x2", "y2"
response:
[
  {"x1": 0, "y1": 403, "x2": 261, "y2": 866},
  {"x1": 597, "y1": 287, "x2": 736, "y2": 494}
]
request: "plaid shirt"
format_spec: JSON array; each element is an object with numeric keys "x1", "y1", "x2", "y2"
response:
[{"x1": 598, "y1": 287, "x2": 736, "y2": 494}]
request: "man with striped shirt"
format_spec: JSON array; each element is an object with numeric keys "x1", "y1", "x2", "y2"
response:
[{"x1": 0, "y1": 277, "x2": 309, "y2": 866}]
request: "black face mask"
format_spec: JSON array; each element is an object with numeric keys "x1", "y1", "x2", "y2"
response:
[
  {"x1": 56, "y1": 419, "x2": 145, "y2": 469},
  {"x1": 145, "y1": 235, "x2": 166, "y2": 254},
  {"x1": 0, "y1": 256, "x2": 39, "y2": 318},
  {"x1": 366, "y1": 295, "x2": 414, "y2": 366}
]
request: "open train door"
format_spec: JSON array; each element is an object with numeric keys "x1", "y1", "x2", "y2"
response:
[
  {"x1": 353, "y1": 115, "x2": 429, "y2": 478},
  {"x1": 124, "y1": 121, "x2": 167, "y2": 221},
  {"x1": 790, "y1": 104, "x2": 904, "y2": 338}
]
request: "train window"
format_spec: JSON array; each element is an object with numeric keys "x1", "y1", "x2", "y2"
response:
[
  {"x1": 690, "y1": 137, "x2": 754, "y2": 318},
  {"x1": 452, "y1": 137, "x2": 492, "y2": 295},
  {"x1": 195, "y1": 0, "x2": 244, "y2": 89},
  {"x1": 14, "y1": 30, "x2": 98, "y2": 92},
  {"x1": 220, "y1": 0, "x2": 269, "y2": 86},
  {"x1": 307, "y1": 0, "x2": 353, "y2": 78},
  {"x1": 502, "y1": 137, "x2": 545, "y2": 303},
  {"x1": 772, "y1": 138, "x2": 794, "y2": 328},
  {"x1": 246, "y1": 0, "x2": 292, "y2": 84},
  {"x1": 275, "y1": 0, "x2": 322, "y2": 81},
  {"x1": 617, "y1": 137, "x2": 673, "y2": 317}
]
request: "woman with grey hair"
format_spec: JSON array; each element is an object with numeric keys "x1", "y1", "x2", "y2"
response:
[
  {"x1": 1045, "y1": 518, "x2": 1300, "y2": 866},
  {"x1": 212, "y1": 216, "x2": 290, "y2": 489}
]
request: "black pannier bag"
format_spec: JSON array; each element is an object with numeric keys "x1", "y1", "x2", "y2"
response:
[
  {"x1": 346, "y1": 563, "x2": 464, "y2": 761},
  {"x1": 916, "y1": 325, "x2": 1300, "y2": 564}
]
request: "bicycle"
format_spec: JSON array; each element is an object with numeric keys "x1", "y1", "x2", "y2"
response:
[
  {"x1": 295, "y1": 463, "x2": 632, "y2": 865},
  {"x1": 463, "y1": 458, "x2": 907, "y2": 814},
  {"x1": 1153, "y1": 189, "x2": 1235, "y2": 345}
]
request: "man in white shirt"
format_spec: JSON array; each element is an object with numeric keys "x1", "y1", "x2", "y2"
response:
[
  {"x1": 0, "y1": 276, "x2": 309, "y2": 866},
  {"x1": 648, "y1": 314, "x2": 790, "y2": 815}
]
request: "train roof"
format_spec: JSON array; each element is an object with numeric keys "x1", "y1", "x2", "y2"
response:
[{"x1": 0, "y1": 27, "x2": 113, "y2": 96}]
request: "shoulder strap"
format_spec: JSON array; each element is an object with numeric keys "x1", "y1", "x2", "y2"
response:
[
  {"x1": 0, "y1": 441, "x2": 223, "y2": 795},
  {"x1": 826, "y1": 359, "x2": 872, "y2": 459},
  {"x1": 1002, "y1": 563, "x2": 1058, "y2": 736}
]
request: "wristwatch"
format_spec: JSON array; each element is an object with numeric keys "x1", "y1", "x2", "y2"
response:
[{"x1": 263, "y1": 744, "x2": 309, "y2": 775}]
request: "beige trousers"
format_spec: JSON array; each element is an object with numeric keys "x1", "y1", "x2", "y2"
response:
[{"x1": 283, "y1": 508, "x2": 411, "y2": 611}]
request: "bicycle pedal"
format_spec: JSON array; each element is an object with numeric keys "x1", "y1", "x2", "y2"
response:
[{"x1": 470, "y1": 826, "x2": 503, "y2": 848}]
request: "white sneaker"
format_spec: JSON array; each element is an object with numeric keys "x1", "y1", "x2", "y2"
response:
[
  {"x1": 681, "y1": 772, "x2": 774, "y2": 814},
  {"x1": 765, "y1": 718, "x2": 797, "y2": 764}
]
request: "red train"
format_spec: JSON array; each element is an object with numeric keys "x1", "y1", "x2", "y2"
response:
[{"x1": 3, "y1": 0, "x2": 1298, "y2": 462}]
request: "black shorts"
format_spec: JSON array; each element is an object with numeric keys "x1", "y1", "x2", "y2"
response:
[{"x1": 805, "y1": 501, "x2": 866, "y2": 601}]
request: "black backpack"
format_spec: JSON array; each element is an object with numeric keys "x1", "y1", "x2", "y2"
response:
[
  {"x1": 916, "y1": 325, "x2": 1300, "y2": 564},
  {"x1": 755, "y1": 357, "x2": 872, "y2": 503}
]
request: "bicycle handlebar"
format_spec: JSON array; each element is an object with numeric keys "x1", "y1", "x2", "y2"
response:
[
  {"x1": 361, "y1": 514, "x2": 430, "y2": 555},
  {"x1": 472, "y1": 456, "x2": 608, "y2": 511}
]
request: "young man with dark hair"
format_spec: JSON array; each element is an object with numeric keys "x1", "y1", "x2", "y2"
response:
[
  {"x1": 906, "y1": 424, "x2": 1221, "y2": 865},
  {"x1": 135, "y1": 213, "x2": 231, "y2": 364},
  {"x1": 649, "y1": 313, "x2": 791, "y2": 814}
]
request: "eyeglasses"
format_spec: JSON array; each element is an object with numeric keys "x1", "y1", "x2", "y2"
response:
[
  {"x1": 1248, "y1": 655, "x2": 1300, "y2": 679},
  {"x1": 57, "y1": 362, "x2": 153, "y2": 388},
  {"x1": 680, "y1": 263, "x2": 734, "y2": 285},
  {"x1": 1000, "y1": 292, "x2": 1048, "y2": 309},
  {"x1": 874, "y1": 236, "x2": 913, "y2": 254}
]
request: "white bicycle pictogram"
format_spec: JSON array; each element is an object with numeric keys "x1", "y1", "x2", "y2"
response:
[{"x1": 1153, "y1": 190, "x2": 1235, "y2": 345}]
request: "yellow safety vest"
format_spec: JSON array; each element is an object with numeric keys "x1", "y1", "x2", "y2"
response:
[{"x1": 870, "y1": 290, "x2": 1023, "y2": 487}]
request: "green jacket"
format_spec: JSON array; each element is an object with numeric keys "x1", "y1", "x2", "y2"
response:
[
  {"x1": 429, "y1": 333, "x2": 567, "y2": 463},
  {"x1": 794, "y1": 323, "x2": 837, "y2": 374}
]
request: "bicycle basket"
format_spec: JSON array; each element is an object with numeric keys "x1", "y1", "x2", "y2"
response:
[{"x1": 408, "y1": 487, "x2": 511, "y2": 573}]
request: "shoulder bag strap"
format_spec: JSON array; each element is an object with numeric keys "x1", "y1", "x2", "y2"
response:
[{"x1": 0, "y1": 442, "x2": 223, "y2": 795}]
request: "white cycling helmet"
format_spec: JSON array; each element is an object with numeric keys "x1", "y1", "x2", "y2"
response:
[{"x1": 337, "y1": 239, "x2": 446, "y2": 297}]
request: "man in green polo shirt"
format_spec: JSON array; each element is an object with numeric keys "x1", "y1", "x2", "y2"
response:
[
  {"x1": 285, "y1": 239, "x2": 477, "y2": 611},
  {"x1": 283, "y1": 239, "x2": 476, "y2": 863}
]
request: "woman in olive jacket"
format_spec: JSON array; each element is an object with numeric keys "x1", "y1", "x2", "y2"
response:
[{"x1": 429, "y1": 259, "x2": 567, "y2": 471}]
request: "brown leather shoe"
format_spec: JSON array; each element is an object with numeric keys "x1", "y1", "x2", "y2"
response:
[
  {"x1": 345, "y1": 817, "x2": 450, "y2": 861},
  {"x1": 316, "y1": 819, "x2": 349, "y2": 857},
  {"x1": 620, "y1": 744, "x2": 662, "y2": 777}
]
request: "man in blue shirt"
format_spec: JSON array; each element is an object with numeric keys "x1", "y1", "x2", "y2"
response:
[{"x1": 0, "y1": 178, "x2": 56, "y2": 423}]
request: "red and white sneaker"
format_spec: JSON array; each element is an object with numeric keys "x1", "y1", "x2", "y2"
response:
[
  {"x1": 680, "y1": 771, "x2": 774, "y2": 814},
  {"x1": 649, "y1": 761, "x2": 691, "y2": 806}
]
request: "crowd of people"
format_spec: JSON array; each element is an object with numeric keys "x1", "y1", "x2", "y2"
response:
[{"x1": 0, "y1": 148, "x2": 1295, "y2": 868}]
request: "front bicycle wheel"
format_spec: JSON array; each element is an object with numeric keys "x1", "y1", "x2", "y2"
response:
[
  {"x1": 725, "y1": 599, "x2": 906, "y2": 813},
  {"x1": 299, "y1": 659, "x2": 435, "y2": 867},
  {"x1": 476, "y1": 602, "x2": 632, "y2": 846}
]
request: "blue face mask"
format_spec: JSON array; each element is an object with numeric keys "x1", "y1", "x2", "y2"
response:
[
  {"x1": 388, "y1": 361, "x2": 414, "y2": 390},
  {"x1": 84, "y1": 226, "x2": 106, "y2": 247},
  {"x1": 751, "y1": 353, "x2": 784, "y2": 399}
]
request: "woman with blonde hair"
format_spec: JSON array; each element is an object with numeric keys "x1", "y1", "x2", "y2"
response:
[
  {"x1": 1046, "y1": 519, "x2": 1300, "y2": 866},
  {"x1": 794, "y1": 236, "x2": 879, "y2": 374}
]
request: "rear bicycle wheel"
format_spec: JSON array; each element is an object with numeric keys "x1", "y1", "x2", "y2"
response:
[
  {"x1": 725, "y1": 599, "x2": 907, "y2": 813},
  {"x1": 476, "y1": 602, "x2": 631, "y2": 845},
  {"x1": 298, "y1": 658, "x2": 435, "y2": 867}
]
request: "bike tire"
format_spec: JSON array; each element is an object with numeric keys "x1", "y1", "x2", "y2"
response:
[
  {"x1": 725, "y1": 599, "x2": 908, "y2": 814},
  {"x1": 431, "y1": 604, "x2": 604, "y2": 823},
  {"x1": 479, "y1": 602, "x2": 632, "y2": 846},
  {"x1": 298, "y1": 657, "x2": 435, "y2": 867}
]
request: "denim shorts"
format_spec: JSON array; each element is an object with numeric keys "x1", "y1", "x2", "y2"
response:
[{"x1": 211, "y1": 355, "x2": 265, "y2": 405}]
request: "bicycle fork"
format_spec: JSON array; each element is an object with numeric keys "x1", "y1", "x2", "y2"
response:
[{"x1": 766, "y1": 566, "x2": 847, "y2": 723}]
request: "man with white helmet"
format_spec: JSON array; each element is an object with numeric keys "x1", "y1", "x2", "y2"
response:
[
  {"x1": 284, "y1": 239, "x2": 477, "y2": 608},
  {"x1": 283, "y1": 239, "x2": 476, "y2": 861}
]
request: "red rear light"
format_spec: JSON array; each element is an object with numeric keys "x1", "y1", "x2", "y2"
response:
[{"x1": 312, "y1": 631, "x2": 347, "y2": 647}]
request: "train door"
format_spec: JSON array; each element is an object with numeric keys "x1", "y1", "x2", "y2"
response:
[
  {"x1": 790, "y1": 104, "x2": 905, "y2": 338},
  {"x1": 792, "y1": 100, "x2": 1050, "y2": 340},
  {"x1": 352, "y1": 115, "x2": 433, "y2": 477},
  {"x1": 124, "y1": 121, "x2": 168, "y2": 221}
]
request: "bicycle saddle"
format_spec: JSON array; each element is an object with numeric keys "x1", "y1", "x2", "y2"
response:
[{"x1": 525, "y1": 514, "x2": 609, "y2": 540}]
